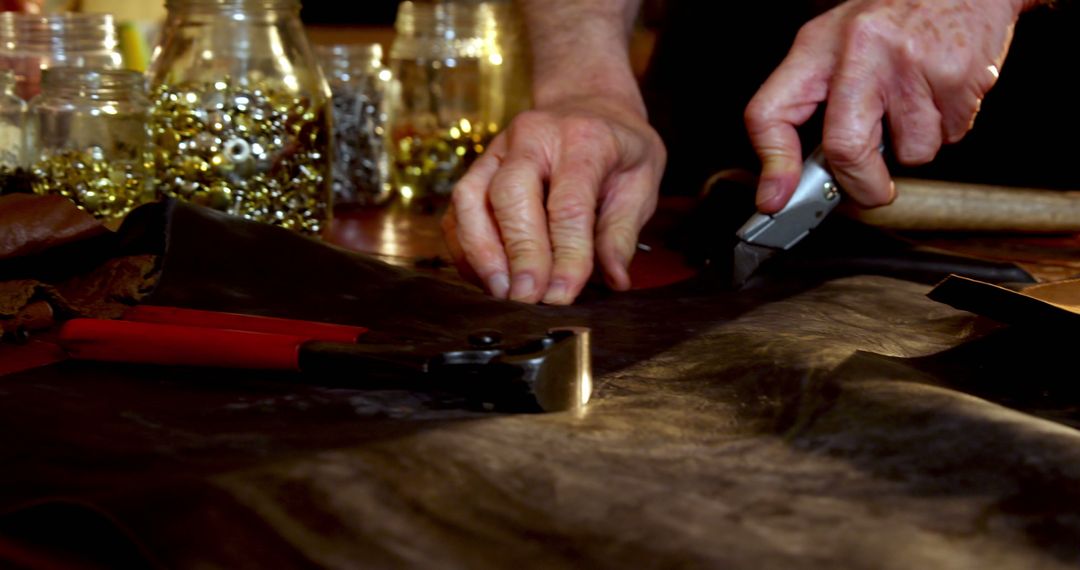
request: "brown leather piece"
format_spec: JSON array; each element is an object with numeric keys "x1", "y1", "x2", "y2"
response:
[
  {"x1": 0, "y1": 255, "x2": 160, "y2": 336},
  {"x1": 0, "y1": 280, "x2": 38, "y2": 318},
  {"x1": 928, "y1": 274, "x2": 1080, "y2": 328},
  {"x1": 0, "y1": 195, "x2": 106, "y2": 261},
  {"x1": 48, "y1": 255, "x2": 160, "y2": 319},
  {"x1": 0, "y1": 196, "x2": 161, "y2": 334},
  {"x1": 1020, "y1": 279, "x2": 1080, "y2": 311},
  {"x1": 902, "y1": 234, "x2": 1080, "y2": 283}
]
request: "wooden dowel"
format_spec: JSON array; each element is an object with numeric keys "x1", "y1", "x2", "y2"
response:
[{"x1": 845, "y1": 178, "x2": 1080, "y2": 232}]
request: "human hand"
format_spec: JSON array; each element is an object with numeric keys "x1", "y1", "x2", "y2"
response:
[
  {"x1": 745, "y1": 0, "x2": 1034, "y2": 213},
  {"x1": 443, "y1": 96, "x2": 666, "y2": 305}
]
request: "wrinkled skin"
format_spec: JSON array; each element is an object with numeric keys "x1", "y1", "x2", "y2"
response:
[
  {"x1": 443, "y1": 96, "x2": 665, "y2": 305},
  {"x1": 442, "y1": 1, "x2": 662, "y2": 306},
  {"x1": 445, "y1": 0, "x2": 1040, "y2": 306},
  {"x1": 746, "y1": 0, "x2": 1033, "y2": 212}
]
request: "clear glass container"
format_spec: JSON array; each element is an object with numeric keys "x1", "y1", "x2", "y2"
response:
[
  {"x1": 26, "y1": 68, "x2": 152, "y2": 221},
  {"x1": 0, "y1": 69, "x2": 28, "y2": 186},
  {"x1": 386, "y1": 0, "x2": 508, "y2": 212},
  {"x1": 315, "y1": 43, "x2": 392, "y2": 208},
  {"x1": 487, "y1": 0, "x2": 531, "y2": 121},
  {"x1": 0, "y1": 12, "x2": 123, "y2": 101},
  {"x1": 148, "y1": 0, "x2": 333, "y2": 236}
]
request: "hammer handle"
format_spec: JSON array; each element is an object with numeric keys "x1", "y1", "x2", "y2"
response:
[
  {"x1": 846, "y1": 178, "x2": 1080, "y2": 232},
  {"x1": 60, "y1": 318, "x2": 307, "y2": 370}
]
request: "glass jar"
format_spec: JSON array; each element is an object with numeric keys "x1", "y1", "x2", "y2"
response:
[
  {"x1": 315, "y1": 43, "x2": 392, "y2": 208},
  {"x1": 386, "y1": 0, "x2": 508, "y2": 212},
  {"x1": 148, "y1": 0, "x2": 333, "y2": 237},
  {"x1": 487, "y1": 0, "x2": 531, "y2": 121},
  {"x1": 26, "y1": 68, "x2": 152, "y2": 221},
  {"x1": 0, "y1": 12, "x2": 123, "y2": 101},
  {"x1": 0, "y1": 69, "x2": 28, "y2": 190}
]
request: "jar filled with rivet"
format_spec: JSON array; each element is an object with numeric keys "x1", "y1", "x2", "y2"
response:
[
  {"x1": 0, "y1": 70, "x2": 28, "y2": 194},
  {"x1": 148, "y1": 0, "x2": 332, "y2": 236},
  {"x1": 26, "y1": 68, "x2": 151, "y2": 221}
]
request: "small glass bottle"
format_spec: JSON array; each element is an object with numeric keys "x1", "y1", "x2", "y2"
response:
[
  {"x1": 26, "y1": 68, "x2": 152, "y2": 221},
  {"x1": 0, "y1": 69, "x2": 28, "y2": 193},
  {"x1": 315, "y1": 43, "x2": 392, "y2": 208},
  {"x1": 386, "y1": 1, "x2": 508, "y2": 212},
  {"x1": 0, "y1": 12, "x2": 124, "y2": 101},
  {"x1": 148, "y1": 0, "x2": 333, "y2": 237}
]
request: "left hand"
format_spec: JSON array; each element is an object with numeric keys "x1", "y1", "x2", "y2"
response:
[
  {"x1": 442, "y1": 96, "x2": 664, "y2": 305},
  {"x1": 745, "y1": 0, "x2": 1036, "y2": 213}
]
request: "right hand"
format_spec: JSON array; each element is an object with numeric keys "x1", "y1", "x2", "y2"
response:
[
  {"x1": 443, "y1": 95, "x2": 666, "y2": 305},
  {"x1": 744, "y1": 0, "x2": 1029, "y2": 214}
]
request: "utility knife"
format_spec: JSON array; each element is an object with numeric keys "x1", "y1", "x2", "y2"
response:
[{"x1": 732, "y1": 146, "x2": 840, "y2": 287}]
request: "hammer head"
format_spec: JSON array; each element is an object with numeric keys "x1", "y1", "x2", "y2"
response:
[
  {"x1": 505, "y1": 327, "x2": 592, "y2": 413},
  {"x1": 431, "y1": 327, "x2": 593, "y2": 413}
]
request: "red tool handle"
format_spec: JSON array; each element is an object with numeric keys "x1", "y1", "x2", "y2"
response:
[
  {"x1": 59, "y1": 319, "x2": 308, "y2": 370},
  {"x1": 123, "y1": 305, "x2": 367, "y2": 342}
]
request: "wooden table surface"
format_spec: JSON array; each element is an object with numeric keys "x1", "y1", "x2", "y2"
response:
[
  {"x1": 9, "y1": 198, "x2": 1080, "y2": 569},
  {"x1": 325, "y1": 199, "x2": 700, "y2": 292},
  {"x1": 7, "y1": 195, "x2": 1080, "y2": 568}
]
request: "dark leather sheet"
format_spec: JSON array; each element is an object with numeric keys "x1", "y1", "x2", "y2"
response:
[
  {"x1": 930, "y1": 274, "x2": 1080, "y2": 328},
  {"x1": 3, "y1": 202, "x2": 1080, "y2": 568}
]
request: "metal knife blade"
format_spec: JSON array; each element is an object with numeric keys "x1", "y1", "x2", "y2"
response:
[
  {"x1": 731, "y1": 241, "x2": 777, "y2": 288},
  {"x1": 731, "y1": 146, "x2": 841, "y2": 288}
]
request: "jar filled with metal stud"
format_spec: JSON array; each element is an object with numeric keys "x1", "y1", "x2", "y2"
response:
[
  {"x1": 0, "y1": 12, "x2": 123, "y2": 101},
  {"x1": 387, "y1": 1, "x2": 508, "y2": 212},
  {"x1": 315, "y1": 43, "x2": 392, "y2": 208},
  {"x1": 148, "y1": 0, "x2": 333, "y2": 236},
  {"x1": 0, "y1": 70, "x2": 29, "y2": 195},
  {"x1": 26, "y1": 68, "x2": 152, "y2": 222}
]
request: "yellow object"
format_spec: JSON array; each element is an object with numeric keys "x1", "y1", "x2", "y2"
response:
[
  {"x1": 78, "y1": 0, "x2": 165, "y2": 21},
  {"x1": 116, "y1": 20, "x2": 148, "y2": 72},
  {"x1": 77, "y1": 0, "x2": 166, "y2": 72}
]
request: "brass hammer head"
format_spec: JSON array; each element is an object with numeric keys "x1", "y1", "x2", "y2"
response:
[
  {"x1": 509, "y1": 327, "x2": 592, "y2": 413},
  {"x1": 433, "y1": 327, "x2": 593, "y2": 413}
]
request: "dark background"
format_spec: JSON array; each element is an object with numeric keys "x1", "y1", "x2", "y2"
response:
[
  {"x1": 299, "y1": 0, "x2": 668, "y2": 28},
  {"x1": 301, "y1": 0, "x2": 401, "y2": 25}
]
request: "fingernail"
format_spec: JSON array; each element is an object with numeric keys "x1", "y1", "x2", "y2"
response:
[
  {"x1": 542, "y1": 280, "x2": 570, "y2": 305},
  {"x1": 487, "y1": 273, "x2": 510, "y2": 299},
  {"x1": 510, "y1": 273, "x2": 536, "y2": 301},
  {"x1": 755, "y1": 179, "x2": 782, "y2": 210}
]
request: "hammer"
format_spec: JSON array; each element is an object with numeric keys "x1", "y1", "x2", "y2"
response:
[{"x1": 57, "y1": 306, "x2": 593, "y2": 413}]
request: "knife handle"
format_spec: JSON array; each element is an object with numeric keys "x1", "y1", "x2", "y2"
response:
[
  {"x1": 123, "y1": 305, "x2": 367, "y2": 342},
  {"x1": 59, "y1": 319, "x2": 307, "y2": 370},
  {"x1": 736, "y1": 146, "x2": 840, "y2": 250}
]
